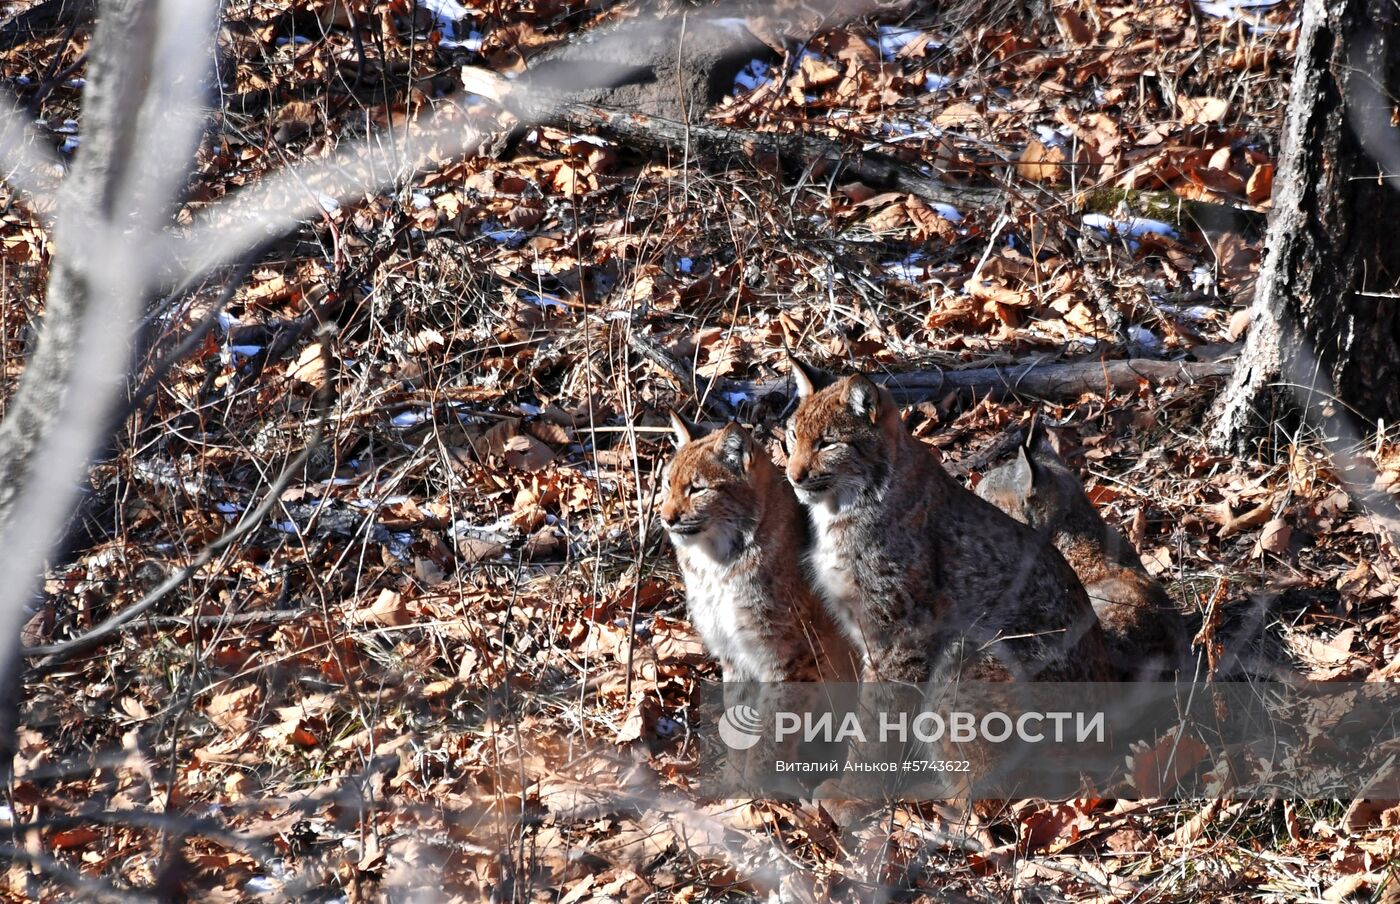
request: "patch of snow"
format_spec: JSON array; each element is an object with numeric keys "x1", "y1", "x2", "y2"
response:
[
  {"x1": 348, "y1": 494, "x2": 411, "y2": 510},
  {"x1": 481, "y1": 227, "x2": 525, "y2": 243},
  {"x1": 722, "y1": 391, "x2": 750, "y2": 409},
  {"x1": 1081, "y1": 213, "x2": 1177, "y2": 240},
  {"x1": 924, "y1": 72, "x2": 953, "y2": 92},
  {"x1": 1128, "y1": 325, "x2": 1166, "y2": 355},
  {"x1": 884, "y1": 254, "x2": 929, "y2": 281},
  {"x1": 567, "y1": 135, "x2": 608, "y2": 147},
  {"x1": 411, "y1": 192, "x2": 431, "y2": 209},
  {"x1": 54, "y1": 119, "x2": 79, "y2": 134},
  {"x1": 877, "y1": 25, "x2": 936, "y2": 61},
  {"x1": 270, "y1": 520, "x2": 299, "y2": 534},
  {"x1": 275, "y1": 36, "x2": 313, "y2": 46},
  {"x1": 1245, "y1": 19, "x2": 1297, "y2": 33},
  {"x1": 930, "y1": 202, "x2": 962, "y2": 223},
  {"x1": 315, "y1": 193, "x2": 340, "y2": 214},
  {"x1": 245, "y1": 877, "x2": 278, "y2": 895},
  {"x1": 214, "y1": 501, "x2": 245, "y2": 515},
  {"x1": 59, "y1": 136, "x2": 78, "y2": 154},
  {"x1": 390, "y1": 410, "x2": 430, "y2": 428},
  {"x1": 225, "y1": 344, "x2": 264, "y2": 360},
  {"x1": 734, "y1": 59, "x2": 770, "y2": 93},
  {"x1": 1196, "y1": 0, "x2": 1293, "y2": 31},
  {"x1": 605, "y1": 309, "x2": 631, "y2": 321},
  {"x1": 1034, "y1": 124, "x2": 1072, "y2": 147},
  {"x1": 517, "y1": 402, "x2": 542, "y2": 416},
  {"x1": 0, "y1": 804, "x2": 12, "y2": 822},
  {"x1": 441, "y1": 29, "x2": 484, "y2": 52},
  {"x1": 1190, "y1": 265, "x2": 1216, "y2": 293},
  {"x1": 677, "y1": 257, "x2": 694, "y2": 273},
  {"x1": 14, "y1": 76, "x2": 28, "y2": 85},
  {"x1": 1196, "y1": 0, "x2": 1281, "y2": 16},
  {"x1": 66, "y1": 78, "x2": 85, "y2": 88}
]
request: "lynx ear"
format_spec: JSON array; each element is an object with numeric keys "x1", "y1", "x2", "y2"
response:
[
  {"x1": 1023, "y1": 411, "x2": 1062, "y2": 465},
  {"x1": 846, "y1": 375, "x2": 881, "y2": 423},
  {"x1": 668, "y1": 409, "x2": 702, "y2": 449},
  {"x1": 716, "y1": 422, "x2": 752, "y2": 473},
  {"x1": 1010, "y1": 445, "x2": 1038, "y2": 496},
  {"x1": 788, "y1": 354, "x2": 831, "y2": 399}
]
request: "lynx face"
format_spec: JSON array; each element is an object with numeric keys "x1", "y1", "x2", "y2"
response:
[
  {"x1": 785, "y1": 368, "x2": 893, "y2": 516},
  {"x1": 660, "y1": 418, "x2": 759, "y2": 562}
]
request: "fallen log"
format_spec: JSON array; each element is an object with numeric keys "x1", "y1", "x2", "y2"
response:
[
  {"x1": 462, "y1": 66, "x2": 1003, "y2": 212},
  {"x1": 730, "y1": 349, "x2": 1237, "y2": 406}
]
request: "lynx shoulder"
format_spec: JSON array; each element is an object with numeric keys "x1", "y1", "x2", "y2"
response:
[
  {"x1": 660, "y1": 413, "x2": 857, "y2": 683},
  {"x1": 975, "y1": 426, "x2": 1192, "y2": 679},
  {"x1": 784, "y1": 361, "x2": 1114, "y2": 684}
]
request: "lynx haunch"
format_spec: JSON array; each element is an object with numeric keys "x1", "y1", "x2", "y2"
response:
[{"x1": 975, "y1": 423, "x2": 1192, "y2": 679}]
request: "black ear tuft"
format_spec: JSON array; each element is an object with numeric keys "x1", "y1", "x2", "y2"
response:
[
  {"x1": 668, "y1": 409, "x2": 708, "y2": 449},
  {"x1": 1011, "y1": 445, "x2": 1038, "y2": 496},
  {"x1": 716, "y1": 422, "x2": 752, "y2": 473},
  {"x1": 1023, "y1": 410, "x2": 1063, "y2": 466},
  {"x1": 789, "y1": 354, "x2": 833, "y2": 399},
  {"x1": 846, "y1": 375, "x2": 881, "y2": 423}
]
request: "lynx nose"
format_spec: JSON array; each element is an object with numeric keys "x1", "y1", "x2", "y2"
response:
[{"x1": 788, "y1": 463, "x2": 808, "y2": 485}]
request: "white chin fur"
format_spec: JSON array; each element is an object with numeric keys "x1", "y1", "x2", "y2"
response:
[
  {"x1": 667, "y1": 529, "x2": 704, "y2": 549},
  {"x1": 796, "y1": 484, "x2": 858, "y2": 522}
]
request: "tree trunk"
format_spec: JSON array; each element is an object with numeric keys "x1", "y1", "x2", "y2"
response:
[{"x1": 1209, "y1": 0, "x2": 1400, "y2": 453}]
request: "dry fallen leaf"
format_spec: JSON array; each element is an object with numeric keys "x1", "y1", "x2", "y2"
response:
[
  {"x1": 1178, "y1": 95, "x2": 1229, "y2": 124},
  {"x1": 354, "y1": 589, "x2": 414, "y2": 627},
  {"x1": 1255, "y1": 517, "x2": 1293, "y2": 557}
]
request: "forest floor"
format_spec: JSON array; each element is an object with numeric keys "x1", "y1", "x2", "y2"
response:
[{"x1": 4, "y1": 0, "x2": 1400, "y2": 901}]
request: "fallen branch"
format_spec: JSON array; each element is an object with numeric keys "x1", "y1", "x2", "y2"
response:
[
  {"x1": 627, "y1": 331, "x2": 736, "y2": 418},
  {"x1": 463, "y1": 66, "x2": 1003, "y2": 212},
  {"x1": 731, "y1": 348, "x2": 1238, "y2": 406}
]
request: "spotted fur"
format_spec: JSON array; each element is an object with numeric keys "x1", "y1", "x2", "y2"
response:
[
  {"x1": 975, "y1": 426, "x2": 1192, "y2": 679},
  {"x1": 785, "y1": 362, "x2": 1114, "y2": 683},
  {"x1": 660, "y1": 414, "x2": 858, "y2": 683}
]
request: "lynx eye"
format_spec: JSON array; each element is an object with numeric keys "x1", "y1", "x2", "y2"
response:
[
  {"x1": 816, "y1": 436, "x2": 844, "y2": 452},
  {"x1": 686, "y1": 483, "x2": 709, "y2": 497}
]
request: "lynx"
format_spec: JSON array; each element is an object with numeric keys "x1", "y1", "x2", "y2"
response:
[
  {"x1": 975, "y1": 424, "x2": 1192, "y2": 679},
  {"x1": 784, "y1": 361, "x2": 1114, "y2": 684},
  {"x1": 660, "y1": 413, "x2": 858, "y2": 683}
]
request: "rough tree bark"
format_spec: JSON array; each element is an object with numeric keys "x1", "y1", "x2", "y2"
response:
[{"x1": 1209, "y1": 0, "x2": 1400, "y2": 452}]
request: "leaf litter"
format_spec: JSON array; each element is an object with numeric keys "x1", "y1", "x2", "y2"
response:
[{"x1": 3, "y1": 0, "x2": 1399, "y2": 901}]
